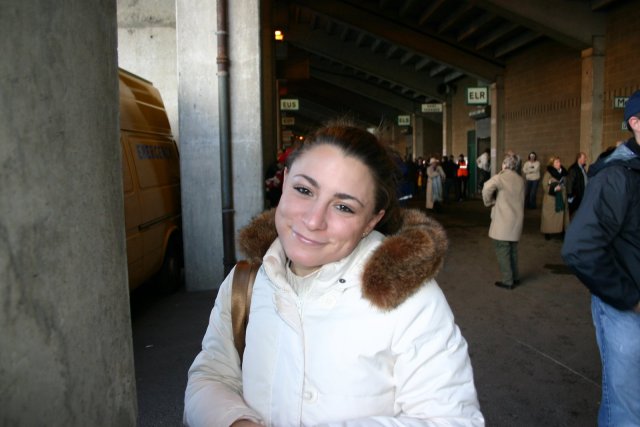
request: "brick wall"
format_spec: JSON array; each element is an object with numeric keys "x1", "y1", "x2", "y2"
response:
[
  {"x1": 451, "y1": 76, "x2": 477, "y2": 159},
  {"x1": 503, "y1": 40, "x2": 582, "y2": 169},
  {"x1": 603, "y1": 1, "x2": 640, "y2": 148}
]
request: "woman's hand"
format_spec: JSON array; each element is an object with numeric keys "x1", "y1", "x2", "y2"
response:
[
  {"x1": 554, "y1": 185, "x2": 561, "y2": 192},
  {"x1": 231, "y1": 420, "x2": 262, "y2": 427}
]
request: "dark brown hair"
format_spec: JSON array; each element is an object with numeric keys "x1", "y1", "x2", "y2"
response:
[{"x1": 285, "y1": 119, "x2": 401, "y2": 234}]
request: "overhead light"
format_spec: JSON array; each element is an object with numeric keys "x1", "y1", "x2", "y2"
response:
[{"x1": 274, "y1": 30, "x2": 284, "y2": 41}]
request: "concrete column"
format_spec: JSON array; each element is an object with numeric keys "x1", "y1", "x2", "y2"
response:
[
  {"x1": 178, "y1": 0, "x2": 265, "y2": 290},
  {"x1": 490, "y1": 77, "x2": 505, "y2": 175},
  {"x1": 1, "y1": 1, "x2": 137, "y2": 425},
  {"x1": 117, "y1": 0, "x2": 179, "y2": 142},
  {"x1": 580, "y1": 37, "x2": 605, "y2": 163},
  {"x1": 413, "y1": 115, "x2": 425, "y2": 159},
  {"x1": 443, "y1": 100, "x2": 453, "y2": 158}
]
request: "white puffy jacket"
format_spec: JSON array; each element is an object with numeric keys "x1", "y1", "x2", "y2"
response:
[{"x1": 184, "y1": 209, "x2": 484, "y2": 427}]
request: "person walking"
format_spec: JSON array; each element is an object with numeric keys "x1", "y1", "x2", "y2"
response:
[
  {"x1": 457, "y1": 154, "x2": 469, "y2": 200},
  {"x1": 476, "y1": 148, "x2": 491, "y2": 192},
  {"x1": 481, "y1": 154, "x2": 525, "y2": 290},
  {"x1": 540, "y1": 156, "x2": 569, "y2": 240},
  {"x1": 522, "y1": 152, "x2": 541, "y2": 209},
  {"x1": 425, "y1": 157, "x2": 446, "y2": 211},
  {"x1": 565, "y1": 152, "x2": 588, "y2": 218},
  {"x1": 562, "y1": 91, "x2": 640, "y2": 427},
  {"x1": 442, "y1": 154, "x2": 458, "y2": 203}
]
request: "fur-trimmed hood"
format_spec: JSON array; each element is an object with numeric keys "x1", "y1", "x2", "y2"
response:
[{"x1": 237, "y1": 208, "x2": 448, "y2": 311}]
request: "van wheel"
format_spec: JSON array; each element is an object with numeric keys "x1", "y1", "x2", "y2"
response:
[{"x1": 157, "y1": 238, "x2": 183, "y2": 294}]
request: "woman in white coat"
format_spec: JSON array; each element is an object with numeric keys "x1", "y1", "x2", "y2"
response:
[{"x1": 184, "y1": 121, "x2": 484, "y2": 427}]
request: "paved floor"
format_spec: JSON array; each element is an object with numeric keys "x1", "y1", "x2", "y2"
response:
[{"x1": 131, "y1": 197, "x2": 601, "y2": 426}]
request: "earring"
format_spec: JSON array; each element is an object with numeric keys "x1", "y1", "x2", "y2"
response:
[{"x1": 362, "y1": 231, "x2": 368, "y2": 239}]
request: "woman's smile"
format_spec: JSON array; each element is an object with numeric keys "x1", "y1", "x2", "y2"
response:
[
  {"x1": 291, "y1": 229, "x2": 324, "y2": 246},
  {"x1": 275, "y1": 144, "x2": 384, "y2": 275}
]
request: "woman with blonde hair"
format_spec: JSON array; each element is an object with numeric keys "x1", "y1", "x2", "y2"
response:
[{"x1": 541, "y1": 156, "x2": 569, "y2": 240}]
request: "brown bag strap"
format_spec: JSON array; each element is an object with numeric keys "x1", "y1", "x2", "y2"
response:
[{"x1": 231, "y1": 260, "x2": 260, "y2": 362}]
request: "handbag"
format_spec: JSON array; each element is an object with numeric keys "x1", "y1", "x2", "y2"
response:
[
  {"x1": 548, "y1": 181, "x2": 559, "y2": 196},
  {"x1": 231, "y1": 260, "x2": 261, "y2": 362}
]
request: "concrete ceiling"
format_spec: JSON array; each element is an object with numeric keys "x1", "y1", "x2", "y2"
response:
[{"x1": 273, "y1": 0, "x2": 622, "y2": 135}]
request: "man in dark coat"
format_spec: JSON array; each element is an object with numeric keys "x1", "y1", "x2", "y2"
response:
[
  {"x1": 565, "y1": 152, "x2": 588, "y2": 217},
  {"x1": 562, "y1": 91, "x2": 640, "y2": 427}
]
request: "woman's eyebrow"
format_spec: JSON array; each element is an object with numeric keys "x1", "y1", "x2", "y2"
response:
[
  {"x1": 295, "y1": 173, "x2": 364, "y2": 207},
  {"x1": 334, "y1": 192, "x2": 364, "y2": 207}
]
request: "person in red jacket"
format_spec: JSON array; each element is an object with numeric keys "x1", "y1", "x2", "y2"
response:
[{"x1": 456, "y1": 154, "x2": 469, "y2": 201}]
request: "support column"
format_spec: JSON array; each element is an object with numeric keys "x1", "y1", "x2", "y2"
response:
[
  {"x1": 413, "y1": 115, "x2": 425, "y2": 159},
  {"x1": 443, "y1": 100, "x2": 453, "y2": 159},
  {"x1": 580, "y1": 36, "x2": 605, "y2": 163},
  {"x1": 178, "y1": 0, "x2": 265, "y2": 290},
  {"x1": 490, "y1": 77, "x2": 505, "y2": 175},
  {"x1": 1, "y1": 0, "x2": 136, "y2": 424}
]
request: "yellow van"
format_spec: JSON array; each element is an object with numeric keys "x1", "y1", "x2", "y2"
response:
[{"x1": 119, "y1": 68, "x2": 182, "y2": 292}]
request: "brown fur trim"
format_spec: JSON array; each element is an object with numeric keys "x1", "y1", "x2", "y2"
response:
[
  {"x1": 237, "y1": 208, "x2": 448, "y2": 309},
  {"x1": 237, "y1": 208, "x2": 277, "y2": 264},
  {"x1": 362, "y1": 209, "x2": 448, "y2": 310}
]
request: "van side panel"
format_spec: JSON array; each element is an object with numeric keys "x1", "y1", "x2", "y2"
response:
[
  {"x1": 121, "y1": 136, "x2": 145, "y2": 288},
  {"x1": 119, "y1": 68, "x2": 182, "y2": 291}
]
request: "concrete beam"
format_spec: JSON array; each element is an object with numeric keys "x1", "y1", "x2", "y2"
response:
[
  {"x1": 287, "y1": 21, "x2": 442, "y2": 99},
  {"x1": 475, "y1": 0, "x2": 605, "y2": 49},
  {"x1": 310, "y1": 63, "x2": 417, "y2": 113},
  {"x1": 291, "y1": 0, "x2": 504, "y2": 81}
]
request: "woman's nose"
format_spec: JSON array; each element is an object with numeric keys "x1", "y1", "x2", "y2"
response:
[{"x1": 303, "y1": 201, "x2": 328, "y2": 230}]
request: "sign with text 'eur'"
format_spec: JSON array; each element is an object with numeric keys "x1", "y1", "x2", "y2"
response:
[
  {"x1": 280, "y1": 99, "x2": 299, "y2": 111},
  {"x1": 466, "y1": 87, "x2": 489, "y2": 105}
]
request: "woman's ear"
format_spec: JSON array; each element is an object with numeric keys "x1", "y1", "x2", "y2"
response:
[{"x1": 364, "y1": 210, "x2": 386, "y2": 235}]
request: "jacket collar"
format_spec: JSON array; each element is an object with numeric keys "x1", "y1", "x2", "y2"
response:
[
  {"x1": 589, "y1": 138, "x2": 640, "y2": 177},
  {"x1": 237, "y1": 208, "x2": 448, "y2": 311}
]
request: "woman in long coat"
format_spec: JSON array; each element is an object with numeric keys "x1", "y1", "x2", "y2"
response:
[
  {"x1": 425, "y1": 157, "x2": 446, "y2": 210},
  {"x1": 541, "y1": 156, "x2": 569, "y2": 239},
  {"x1": 482, "y1": 154, "x2": 525, "y2": 289}
]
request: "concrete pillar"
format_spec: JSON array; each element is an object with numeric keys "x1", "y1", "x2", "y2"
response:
[
  {"x1": 413, "y1": 115, "x2": 425, "y2": 159},
  {"x1": 490, "y1": 77, "x2": 505, "y2": 175},
  {"x1": 1, "y1": 1, "x2": 137, "y2": 425},
  {"x1": 178, "y1": 0, "x2": 265, "y2": 290},
  {"x1": 117, "y1": 0, "x2": 179, "y2": 142},
  {"x1": 443, "y1": 100, "x2": 453, "y2": 157},
  {"x1": 580, "y1": 36, "x2": 605, "y2": 163}
]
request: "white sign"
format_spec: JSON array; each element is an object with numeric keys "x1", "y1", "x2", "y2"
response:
[
  {"x1": 614, "y1": 97, "x2": 629, "y2": 109},
  {"x1": 280, "y1": 99, "x2": 299, "y2": 111},
  {"x1": 467, "y1": 87, "x2": 489, "y2": 105},
  {"x1": 281, "y1": 116, "x2": 295, "y2": 126},
  {"x1": 397, "y1": 115, "x2": 411, "y2": 126},
  {"x1": 421, "y1": 103, "x2": 443, "y2": 113}
]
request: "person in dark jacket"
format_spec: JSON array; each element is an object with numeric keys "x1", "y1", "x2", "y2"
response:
[
  {"x1": 565, "y1": 152, "x2": 588, "y2": 218},
  {"x1": 561, "y1": 90, "x2": 640, "y2": 427}
]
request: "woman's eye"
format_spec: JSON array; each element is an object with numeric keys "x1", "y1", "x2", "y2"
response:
[
  {"x1": 336, "y1": 204, "x2": 354, "y2": 214},
  {"x1": 293, "y1": 186, "x2": 311, "y2": 196}
]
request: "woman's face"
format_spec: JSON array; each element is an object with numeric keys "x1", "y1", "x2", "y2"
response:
[
  {"x1": 275, "y1": 144, "x2": 384, "y2": 276},
  {"x1": 553, "y1": 158, "x2": 561, "y2": 169},
  {"x1": 529, "y1": 153, "x2": 535, "y2": 161}
]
